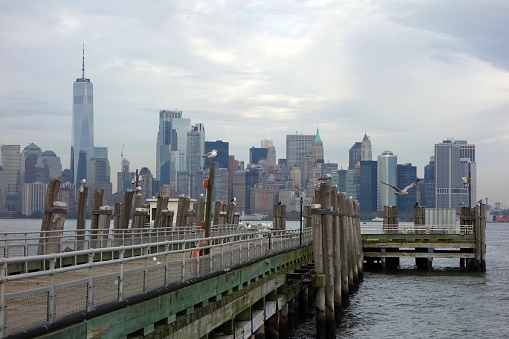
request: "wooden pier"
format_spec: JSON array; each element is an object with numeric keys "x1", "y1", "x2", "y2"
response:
[{"x1": 362, "y1": 205, "x2": 486, "y2": 271}]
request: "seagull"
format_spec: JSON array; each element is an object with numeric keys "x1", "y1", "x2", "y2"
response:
[
  {"x1": 414, "y1": 201, "x2": 419, "y2": 208},
  {"x1": 278, "y1": 201, "x2": 282, "y2": 206},
  {"x1": 318, "y1": 173, "x2": 332, "y2": 181},
  {"x1": 202, "y1": 149, "x2": 217, "y2": 159},
  {"x1": 78, "y1": 178, "x2": 87, "y2": 193},
  {"x1": 230, "y1": 197, "x2": 236, "y2": 205},
  {"x1": 381, "y1": 179, "x2": 420, "y2": 196}
]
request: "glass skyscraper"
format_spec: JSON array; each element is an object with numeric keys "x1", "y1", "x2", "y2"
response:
[
  {"x1": 71, "y1": 46, "x2": 94, "y2": 185},
  {"x1": 377, "y1": 150, "x2": 397, "y2": 210}
]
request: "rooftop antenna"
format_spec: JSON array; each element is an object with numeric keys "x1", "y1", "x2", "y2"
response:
[{"x1": 81, "y1": 43, "x2": 85, "y2": 79}]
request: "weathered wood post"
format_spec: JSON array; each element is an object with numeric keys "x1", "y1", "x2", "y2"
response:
[
  {"x1": 459, "y1": 206, "x2": 474, "y2": 268},
  {"x1": 195, "y1": 196, "x2": 205, "y2": 227},
  {"x1": 382, "y1": 205, "x2": 400, "y2": 268},
  {"x1": 338, "y1": 192, "x2": 350, "y2": 308},
  {"x1": 414, "y1": 206, "x2": 431, "y2": 269},
  {"x1": 347, "y1": 198, "x2": 359, "y2": 288},
  {"x1": 153, "y1": 196, "x2": 165, "y2": 229},
  {"x1": 213, "y1": 201, "x2": 222, "y2": 225},
  {"x1": 39, "y1": 178, "x2": 61, "y2": 255},
  {"x1": 352, "y1": 200, "x2": 363, "y2": 284},
  {"x1": 76, "y1": 181, "x2": 88, "y2": 251},
  {"x1": 133, "y1": 207, "x2": 149, "y2": 229},
  {"x1": 303, "y1": 205, "x2": 312, "y2": 228},
  {"x1": 331, "y1": 190, "x2": 342, "y2": 321},
  {"x1": 97, "y1": 205, "x2": 113, "y2": 247},
  {"x1": 476, "y1": 202, "x2": 487, "y2": 272},
  {"x1": 113, "y1": 203, "x2": 122, "y2": 246},
  {"x1": 176, "y1": 196, "x2": 189, "y2": 226},
  {"x1": 45, "y1": 201, "x2": 67, "y2": 254},
  {"x1": 89, "y1": 189, "x2": 104, "y2": 249},
  {"x1": 311, "y1": 200, "x2": 326, "y2": 339},
  {"x1": 227, "y1": 202, "x2": 236, "y2": 224},
  {"x1": 273, "y1": 204, "x2": 286, "y2": 230},
  {"x1": 120, "y1": 190, "x2": 134, "y2": 229}
]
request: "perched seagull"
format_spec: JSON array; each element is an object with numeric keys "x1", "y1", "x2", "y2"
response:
[
  {"x1": 381, "y1": 179, "x2": 421, "y2": 196},
  {"x1": 78, "y1": 178, "x2": 87, "y2": 193},
  {"x1": 202, "y1": 149, "x2": 218, "y2": 159},
  {"x1": 318, "y1": 173, "x2": 332, "y2": 181},
  {"x1": 230, "y1": 197, "x2": 236, "y2": 205}
]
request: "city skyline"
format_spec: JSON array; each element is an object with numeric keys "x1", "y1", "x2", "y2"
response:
[{"x1": 1, "y1": 1, "x2": 508, "y2": 204}]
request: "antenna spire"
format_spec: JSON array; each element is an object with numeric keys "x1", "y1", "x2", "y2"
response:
[{"x1": 81, "y1": 43, "x2": 85, "y2": 79}]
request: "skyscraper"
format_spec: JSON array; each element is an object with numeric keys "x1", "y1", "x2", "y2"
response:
[
  {"x1": 204, "y1": 140, "x2": 229, "y2": 170},
  {"x1": 359, "y1": 160, "x2": 377, "y2": 212},
  {"x1": 0, "y1": 145, "x2": 21, "y2": 214},
  {"x1": 434, "y1": 138, "x2": 475, "y2": 208},
  {"x1": 156, "y1": 109, "x2": 191, "y2": 186},
  {"x1": 397, "y1": 163, "x2": 417, "y2": 212},
  {"x1": 71, "y1": 45, "x2": 94, "y2": 185},
  {"x1": 348, "y1": 142, "x2": 362, "y2": 170},
  {"x1": 361, "y1": 133, "x2": 372, "y2": 161},
  {"x1": 286, "y1": 133, "x2": 314, "y2": 170},
  {"x1": 377, "y1": 150, "x2": 397, "y2": 210}
]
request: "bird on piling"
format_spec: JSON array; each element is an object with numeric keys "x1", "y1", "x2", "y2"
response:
[
  {"x1": 231, "y1": 197, "x2": 236, "y2": 205},
  {"x1": 381, "y1": 179, "x2": 420, "y2": 196},
  {"x1": 202, "y1": 149, "x2": 217, "y2": 159}
]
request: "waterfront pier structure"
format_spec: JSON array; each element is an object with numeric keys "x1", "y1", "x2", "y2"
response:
[
  {"x1": 0, "y1": 180, "x2": 364, "y2": 339},
  {"x1": 362, "y1": 205, "x2": 486, "y2": 271}
]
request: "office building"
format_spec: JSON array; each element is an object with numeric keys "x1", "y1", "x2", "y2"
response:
[
  {"x1": 435, "y1": 138, "x2": 475, "y2": 208},
  {"x1": 311, "y1": 128, "x2": 324, "y2": 164},
  {"x1": 71, "y1": 46, "x2": 94, "y2": 185},
  {"x1": 204, "y1": 140, "x2": 229, "y2": 170},
  {"x1": 286, "y1": 133, "x2": 314, "y2": 170},
  {"x1": 21, "y1": 182, "x2": 46, "y2": 216},
  {"x1": 361, "y1": 133, "x2": 372, "y2": 161},
  {"x1": 397, "y1": 163, "x2": 417, "y2": 212},
  {"x1": 1, "y1": 145, "x2": 21, "y2": 214},
  {"x1": 349, "y1": 142, "x2": 362, "y2": 170},
  {"x1": 249, "y1": 147, "x2": 268, "y2": 165},
  {"x1": 359, "y1": 160, "x2": 377, "y2": 212},
  {"x1": 187, "y1": 123, "x2": 205, "y2": 175},
  {"x1": 377, "y1": 150, "x2": 397, "y2": 210},
  {"x1": 156, "y1": 109, "x2": 191, "y2": 186}
]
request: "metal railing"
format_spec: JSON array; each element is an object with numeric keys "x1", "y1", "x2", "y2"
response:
[
  {"x1": 361, "y1": 224, "x2": 474, "y2": 235},
  {"x1": 0, "y1": 228, "x2": 313, "y2": 338}
]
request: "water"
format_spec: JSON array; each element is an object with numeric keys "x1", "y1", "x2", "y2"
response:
[
  {"x1": 2, "y1": 219, "x2": 508, "y2": 337},
  {"x1": 289, "y1": 222, "x2": 509, "y2": 338}
]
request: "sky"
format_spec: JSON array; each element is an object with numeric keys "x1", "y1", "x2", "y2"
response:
[{"x1": 1, "y1": 0, "x2": 509, "y2": 206}]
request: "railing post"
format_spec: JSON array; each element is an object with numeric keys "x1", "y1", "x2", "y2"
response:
[
  {"x1": 48, "y1": 256, "x2": 57, "y2": 323},
  {"x1": 87, "y1": 251, "x2": 95, "y2": 311},
  {"x1": 119, "y1": 248, "x2": 125, "y2": 301}
]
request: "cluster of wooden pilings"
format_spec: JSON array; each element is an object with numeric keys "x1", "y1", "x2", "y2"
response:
[
  {"x1": 459, "y1": 204, "x2": 487, "y2": 271},
  {"x1": 311, "y1": 183, "x2": 364, "y2": 339},
  {"x1": 37, "y1": 178, "x2": 242, "y2": 254}
]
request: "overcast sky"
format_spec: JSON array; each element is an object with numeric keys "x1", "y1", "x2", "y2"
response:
[{"x1": 1, "y1": 0, "x2": 508, "y2": 206}]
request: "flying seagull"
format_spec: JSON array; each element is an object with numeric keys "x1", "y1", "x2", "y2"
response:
[
  {"x1": 202, "y1": 149, "x2": 217, "y2": 159},
  {"x1": 318, "y1": 173, "x2": 332, "y2": 181},
  {"x1": 381, "y1": 179, "x2": 420, "y2": 196}
]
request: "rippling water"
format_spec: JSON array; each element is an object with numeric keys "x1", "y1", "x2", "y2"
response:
[{"x1": 290, "y1": 223, "x2": 509, "y2": 338}]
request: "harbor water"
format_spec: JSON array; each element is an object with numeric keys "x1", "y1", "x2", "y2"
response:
[{"x1": 1, "y1": 219, "x2": 507, "y2": 338}]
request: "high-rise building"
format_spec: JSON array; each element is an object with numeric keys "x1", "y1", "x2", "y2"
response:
[
  {"x1": 312, "y1": 128, "x2": 324, "y2": 164},
  {"x1": 38, "y1": 151, "x2": 62, "y2": 182},
  {"x1": 434, "y1": 138, "x2": 475, "y2": 208},
  {"x1": 138, "y1": 167, "x2": 154, "y2": 202},
  {"x1": 71, "y1": 46, "x2": 94, "y2": 185},
  {"x1": 349, "y1": 142, "x2": 362, "y2": 170},
  {"x1": 249, "y1": 147, "x2": 268, "y2": 165},
  {"x1": 1, "y1": 145, "x2": 21, "y2": 214},
  {"x1": 156, "y1": 109, "x2": 191, "y2": 186},
  {"x1": 261, "y1": 139, "x2": 276, "y2": 168},
  {"x1": 286, "y1": 133, "x2": 314, "y2": 170},
  {"x1": 377, "y1": 150, "x2": 397, "y2": 210},
  {"x1": 187, "y1": 123, "x2": 205, "y2": 175},
  {"x1": 204, "y1": 140, "x2": 229, "y2": 170},
  {"x1": 361, "y1": 133, "x2": 372, "y2": 161},
  {"x1": 397, "y1": 163, "x2": 417, "y2": 212},
  {"x1": 359, "y1": 160, "x2": 377, "y2": 212},
  {"x1": 21, "y1": 182, "x2": 46, "y2": 216}
]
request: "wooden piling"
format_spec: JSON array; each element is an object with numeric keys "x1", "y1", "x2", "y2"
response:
[
  {"x1": 120, "y1": 191, "x2": 134, "y2": 229},
  {"x1": 97, "y1": 206, "x2": 113, "y2": 247},
  {"x1": 414, "y1": 206, "x2": 432, "y2": 269},
  {"x1": 331, "y1": 191, "x2": 342, "y2": 320},
  {"x1": 39, "y1": 178, "x2": 61, "y2": 255},
  {"x1": 90, "y1": 189, "x2": 104, "y2": 249},
  {"x1": 476, "y1": 202, "x2": 487, "y2": 272},
  {"x1": 227, "y1": 203, "x2": 236, "y2": 224},
  {"x1": 338, "y1": 192, "x2": 350, "y2": 308},
  {"x1": 353, "y1": 200, "x2": 364, "y2": 283},
  {"x1": 311, "y1": 202, "x2": 326, "y2": 339},
  {"x1": 45, "y1": 201, "x2": 67, "y2": 254},
  {"x1": 153, "y1": 196, "x2": 165, "y2": 229},
  {"x1": 195, "y1": 196, "x2": 205, "y2": 226}
]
